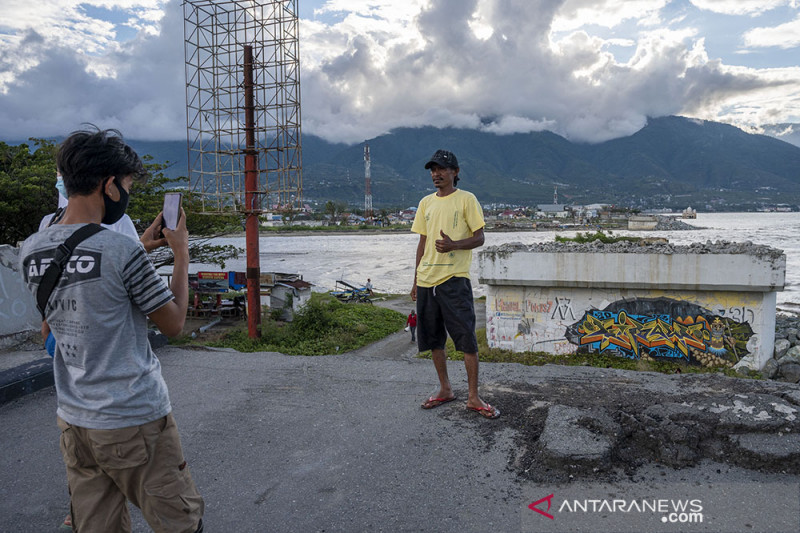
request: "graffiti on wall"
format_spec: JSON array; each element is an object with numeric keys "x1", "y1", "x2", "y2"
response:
[
  {"x1": 0, "y1": 245, "x2": 40, "y2": 336},
  {"x1": 564, "y1": 298, "x2": 754, "y2": 366}
]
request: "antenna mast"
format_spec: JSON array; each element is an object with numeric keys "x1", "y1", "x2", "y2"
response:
[{"x1": 364, "y1": 142, "x2": 373, "y2": 221}]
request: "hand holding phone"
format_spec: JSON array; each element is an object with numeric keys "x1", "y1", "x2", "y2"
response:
[{"x1": 162, "y1": 192, "x2": 182, "y2": 231}]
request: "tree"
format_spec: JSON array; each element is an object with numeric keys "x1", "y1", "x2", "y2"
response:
[
  {"x1": 129, "y1": 158, "x2": 242, "y2": 269},
  {"x1": 324, "y1": 200, "x2": 347, "y2": 226},
  {"x1": 378, "y1": 208, "x2": 390, "y2": 226},
  {"x1": 277, "y1": 203, "x2": 301, "y2": 226},
  {"x1": 0, "y1": 139, "x2": 58, "y2": 245},
  {"x1": 0, "y1": 139, "x2": 240, "y2": 270}
]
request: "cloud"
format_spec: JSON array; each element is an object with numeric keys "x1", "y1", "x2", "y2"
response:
[
  {"x1": 689, "y1": 0, "x2": 793, "y2": 16},
  {"x1": 301, "y1": 0, "x2": 800, "y2": 143},
  {"x1": 552, "y1": 0, "x2": 669, "y2": 32},
  {"x1": 0, "y1": 0, "x2": 797, "y2": 146},
  {"x1": 481, "y1": 115, "x2": 558, "y2": 135},
  {"x1": 0, "y1": 0, "x2": 183, "y2": 140},
  {"x1": 743, "y1": 15, "x2": 800, "y2": 48}
]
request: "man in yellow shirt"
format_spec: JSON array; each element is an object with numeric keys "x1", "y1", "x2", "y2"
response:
[{"x1": 410, "y1": 149, "x2": 500, "y2": 419}]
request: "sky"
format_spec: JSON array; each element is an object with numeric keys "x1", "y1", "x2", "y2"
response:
[{"x1": 0, "y1": 0, "x2": 798, "y2": 145}]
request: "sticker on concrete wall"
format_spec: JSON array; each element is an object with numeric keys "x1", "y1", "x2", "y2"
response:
[{"x1": 564, "y1": 297, "x2": 754, "y2": 367}]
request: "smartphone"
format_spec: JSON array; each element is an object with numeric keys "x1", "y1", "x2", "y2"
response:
[{"x1": 162, "y1": 192, "x2": 182, "y2": 231}]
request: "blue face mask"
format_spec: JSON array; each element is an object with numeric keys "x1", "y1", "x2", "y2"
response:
[{"x1": 55, "y1": 177, "x2": 67, "y2": 199}]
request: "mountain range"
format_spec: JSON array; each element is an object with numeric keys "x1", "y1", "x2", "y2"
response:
[
  {"x1": 18, "y1": 115, "x2": 800, "y2": 210},
  {"x1": 292, "y1": 116, "x2": 800, "y2": 210}
]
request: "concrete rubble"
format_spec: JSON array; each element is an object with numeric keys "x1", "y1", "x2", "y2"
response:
[
  {"x1": 653, "y1": 215, "x2": 703, "y2": 231},
  {"x1": 504, "y1": 369, "x2": 800, "y2": 482},
  {"x1": 485, "y1": 238, "x2": 785, "y2": 259},
  {"x1": 763, "y1": 314, "x2": 800, "y2": 383}
]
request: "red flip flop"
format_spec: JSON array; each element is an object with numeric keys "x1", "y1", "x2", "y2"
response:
[
  {"x1": 467, "y1": 403, "x2": 501, "y2": 419},
  {"x1": 421, "y1": 396, "x2": 457, "y2": 409}
]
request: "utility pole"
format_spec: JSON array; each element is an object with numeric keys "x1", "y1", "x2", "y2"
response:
[
  {"x1": 243, "y1": 45, "x2": 261, "y2": 338},
  {"x1": 364, "y1": 142, "x2": 373, "y2": 222}
]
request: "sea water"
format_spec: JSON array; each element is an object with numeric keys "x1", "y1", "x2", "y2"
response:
[{"x1": 195, "y1": 212, "x2": 800, "y2": 308}]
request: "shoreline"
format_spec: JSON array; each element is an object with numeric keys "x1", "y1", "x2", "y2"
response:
[{"x1": 222, "y1": 223, "x2": 628, "y2": 238}]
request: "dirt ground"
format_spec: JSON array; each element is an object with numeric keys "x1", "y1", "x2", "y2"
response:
[{"x1": 180, "y1": 315, "x2": 245, "y2": 343}]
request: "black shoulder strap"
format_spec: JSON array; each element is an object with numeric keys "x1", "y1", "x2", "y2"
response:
[
  {"x1": 36, "y1": 224, "x2": 105, "y2": 319},
  {"x1": 47, "y1": 207, "x2": 65, "y2": 228}
]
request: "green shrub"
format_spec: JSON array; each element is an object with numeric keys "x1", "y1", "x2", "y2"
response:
[
  {"x1": 555, "y1": 231, "x2": 640, "y2": 244},
  {"x1": 209, "y1": 293, "x2": 405, "y2": 355}
]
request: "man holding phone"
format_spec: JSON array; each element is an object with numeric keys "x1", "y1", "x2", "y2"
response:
[{"x1": 19, "y1": 128, "x2": 204, "y2": 532}]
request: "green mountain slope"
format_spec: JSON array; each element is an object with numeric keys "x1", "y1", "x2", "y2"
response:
[{"x1": 12, "y1": 116, "x2": 799, "y2": 209}]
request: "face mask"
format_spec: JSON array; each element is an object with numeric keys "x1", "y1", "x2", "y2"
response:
[
  {"x1": 102, "y1": 177, "x2": 129, "y2": 225},
  {"x1": 55, "y1": 176, "x2": 67, "y2": 199}
]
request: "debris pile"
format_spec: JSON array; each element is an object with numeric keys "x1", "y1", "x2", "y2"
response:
[
  {"x1": 653, "y1": 215, "x2": 702, "y2": 231},
  {"x1": 763, "y1": 314, "x2": 800, "y2": 382},
  {"x1": 486, "y1": 239, "x2": 784, "y2": 259}
]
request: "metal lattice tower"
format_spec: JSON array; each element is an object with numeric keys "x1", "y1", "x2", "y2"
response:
[
  {"x1": 364, "y1": 143, "x2": 372, "y2": 220},
  {"x1": 183, "y1": 0, "x2": 303, "y2": 213}
]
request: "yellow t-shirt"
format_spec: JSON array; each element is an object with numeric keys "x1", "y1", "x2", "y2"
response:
[{"x1": 411, "y1": 189, "x2": 485, "y2": 288}]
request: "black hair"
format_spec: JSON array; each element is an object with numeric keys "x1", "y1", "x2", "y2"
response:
[{"x1": 57, "y1": 126, "x2": 148, "y2": 196}]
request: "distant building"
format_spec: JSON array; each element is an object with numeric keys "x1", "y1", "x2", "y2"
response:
[
  {"x1": 571, "y1": 205, "x2": 598, "y2": 220},
  {"x1": 536, "y1": 204, "x2": 568, "y2": 218},
  {"x1": 260, "y1": 213, "x2": 283, "y2": 227},
  {"x1": 628, "y1": 215, "x2": 658, "y2": 230},
  {"x1": 260, "y1": 273, "x2": 313, "y2": 321},
  {"x1": 399, "y1": 207, "x2": 417, "y2": 223}
]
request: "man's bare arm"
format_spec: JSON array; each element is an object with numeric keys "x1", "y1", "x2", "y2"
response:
[
  {"x1": 147, "y1": 208, "x2": 189, "y2": 337},
  {"x1": 410, "y1": 234, "x2": 426, "y2": 301}
]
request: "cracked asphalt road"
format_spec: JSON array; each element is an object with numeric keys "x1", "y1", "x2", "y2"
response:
[{"x1": 2, "y1": 296, "x2": 800, "y2": 531}]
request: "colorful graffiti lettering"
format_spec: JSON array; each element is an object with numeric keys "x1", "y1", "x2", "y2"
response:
[
  {"x1": 569, "y1": 307, "x2": 754, "y2": 365},
  {"x1": 577, "y1": 311, "x2": 711, "y2": 360}
]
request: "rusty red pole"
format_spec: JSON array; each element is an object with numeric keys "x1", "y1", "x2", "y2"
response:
[{"x1": 243, "y1": 45, "x2": 261, "y2": 338}]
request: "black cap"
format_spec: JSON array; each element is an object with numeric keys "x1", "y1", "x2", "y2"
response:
[{"x1": 424, "y1": 149, "x2": 459, "y2": 170}]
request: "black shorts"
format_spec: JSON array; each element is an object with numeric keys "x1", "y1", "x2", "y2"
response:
[{"x1": 416, "y1": 276, "x2": 478, "y2": 353}]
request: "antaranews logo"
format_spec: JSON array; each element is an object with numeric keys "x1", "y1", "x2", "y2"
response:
[
  {"x1": 528, "y1": 494, "x2": 703, "y2": 524},
  {"x1": 525, "y1": 482, "x2": 798, "y2": 533},
  {"x1": 528, "y1": 494, "x2": 554, "y2": 520}
]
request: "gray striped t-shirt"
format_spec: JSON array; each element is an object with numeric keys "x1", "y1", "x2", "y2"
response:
[{"x1": 20, "y1": 224, "x2": 174, "y2": 429}]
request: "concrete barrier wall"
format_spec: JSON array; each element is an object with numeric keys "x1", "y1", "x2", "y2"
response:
[
  {"x1": 478, "y1": 243, "x2": 786, "y2": 371},
  {"x1": 0, "y1": 245, "x2": 40, "y2": 345}
]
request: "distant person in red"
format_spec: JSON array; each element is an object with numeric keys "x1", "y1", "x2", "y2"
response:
[{"x1": 406, "y1": 310, "x2": 417, "y2": 342}]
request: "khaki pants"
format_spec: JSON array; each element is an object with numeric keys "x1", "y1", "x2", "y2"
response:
[{"x1": 57, "y1": 413, "x2": 204, "y2": 533}]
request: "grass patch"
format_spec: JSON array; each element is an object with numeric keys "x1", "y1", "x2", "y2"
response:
[
  {"x1": 555, "y1": 231, "x2": 640, "y2": 244},
  {"x1": 418, "y1": 328, "x2": 755, "y2": 378},
  {"x1": 207, "y1": 293, "x2": 405, "y2": 355}
]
